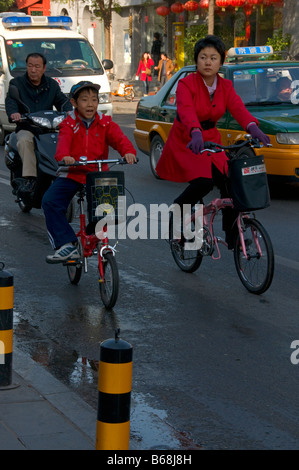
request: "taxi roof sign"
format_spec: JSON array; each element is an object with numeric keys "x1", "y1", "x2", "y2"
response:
[{"x1": 226, "y1": 46, "x2": 274, "y2": 58}]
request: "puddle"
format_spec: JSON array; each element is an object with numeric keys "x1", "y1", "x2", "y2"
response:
[
  {"x1": 12, "y1": 310, "x2": 202, "y2": 450},
  {"x1": 130, "y1": 393, "x2": 202, "y2": 450}
]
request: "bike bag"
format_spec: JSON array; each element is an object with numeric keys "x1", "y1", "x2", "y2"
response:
[
  {"x1": 228, "y1": 153, "x2": 270, "y2": 211},
  {"x1": 86, "y1": 171, "x2": 125, "y2": 225}
]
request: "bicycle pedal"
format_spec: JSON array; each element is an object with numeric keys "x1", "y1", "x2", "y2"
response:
[{"x1": 63, "y1": 259, "x2": 82, "y2": 266}]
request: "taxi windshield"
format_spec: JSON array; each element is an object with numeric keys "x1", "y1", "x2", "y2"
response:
[
  {"x1": 232, "y1": 65, "x2": 299, "y2": 105},
  {"x1": 5, "y1": 38, "x2": 104, "y2": 77}
]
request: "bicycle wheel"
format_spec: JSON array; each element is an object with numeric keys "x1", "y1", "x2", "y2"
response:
[
  {"x1": 99, "y1": 251, "x2": 119, "y2": 309},
  {"x1": 67, "y1": 237, "x2": 83, "y2": 285},
  {"x1": 169, "y1": 213, "x2": 203, "y2": 273},
  {"x1": 233, "y1": 218, "x2": 274, "y2": 295},
  {"x1": 124, "y1": 87, "x2": 134, "y2": 101}
]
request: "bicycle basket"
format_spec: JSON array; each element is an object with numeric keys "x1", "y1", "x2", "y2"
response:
[
  {"x1": 228, "y1": 153, "x2": 270, "y2": 211},
  {"x1": 86, "y1": 171, "x2": 125, "y2": 225}
]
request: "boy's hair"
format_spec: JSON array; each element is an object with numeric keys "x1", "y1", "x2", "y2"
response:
[
  {"x1": 194, "y1": 35, "x2": 226, "y2": 65},
  {"x1": 26, "y1": 53, "x2": 47, "y2": 66},
  {"x1": 70, "y1": 81, "x2": 101, "y2": 100}
]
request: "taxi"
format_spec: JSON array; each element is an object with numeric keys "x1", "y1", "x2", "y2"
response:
[{"x1": 134, "y1": 46, "x2": 299, "y2": 181}]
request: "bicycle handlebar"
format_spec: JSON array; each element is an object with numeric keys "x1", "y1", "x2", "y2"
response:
[
  {"x1": 58, "y1": 156, "x2": 138, "y2": 167},
  {"x1": 200, "y1": 136, "x2": 272, "y2": 154}
]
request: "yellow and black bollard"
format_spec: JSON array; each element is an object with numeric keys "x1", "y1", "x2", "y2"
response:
[
  {"x1": 0, "y1": 263, "x2": 17, "y2": 390},
  {"x1": 96, "y1": 328, "x2": 133, "y2": 450}
]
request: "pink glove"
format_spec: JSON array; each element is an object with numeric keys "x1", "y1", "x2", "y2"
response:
[
  {"x1": 247, "y1": 123, "x2": 270, "y2": 146},
  {"x1": 187, "y1": 129, "x2": 204, "y2": 154}
]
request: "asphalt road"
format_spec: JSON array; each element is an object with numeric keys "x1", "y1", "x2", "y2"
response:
[{"x1": 1, "y1": 99, "x2": 299, "y2": 449}]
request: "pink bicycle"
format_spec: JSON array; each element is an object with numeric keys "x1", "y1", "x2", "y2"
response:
[{"x1": 169, "y1": 138, "x2": 274, "y2": 295}]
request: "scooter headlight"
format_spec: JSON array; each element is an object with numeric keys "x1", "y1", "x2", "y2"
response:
[
  {"x1": 53, "y1": 115, "x2": 66, "y2": 128},
  {"x1": 31, "y1": 116, "x2": 52, "y2": 128}
]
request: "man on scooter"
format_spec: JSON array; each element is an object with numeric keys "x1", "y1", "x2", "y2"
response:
[{"x1": 5, "y1": 52, "x2": 72, "y2": 196}]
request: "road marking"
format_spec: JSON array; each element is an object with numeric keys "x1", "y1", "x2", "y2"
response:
[
  {"x1": 275, "y1": 254, "x2": 299, "y2": 272},
  {"x1": 0, "y1": 177, "x2": 10, "y2": 186}
]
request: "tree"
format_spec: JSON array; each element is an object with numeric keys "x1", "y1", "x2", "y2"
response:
[
  {"x1": 0, "y1": 0, "x2": 15, "y2": 11},
  {"x1": 53, "y1": 0, "x2": 120, "y2": 60},
  {"x1": 91, "y1": 0, "x2": 121, "y2": 60}
]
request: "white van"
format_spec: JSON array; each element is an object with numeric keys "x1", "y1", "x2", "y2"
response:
[{"x1": 0, "y1": 13, "x2": 113, "y2": 144}]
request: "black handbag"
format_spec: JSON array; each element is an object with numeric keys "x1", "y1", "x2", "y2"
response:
[{"x1": 228, "y1": 152, "x2": 270, "y2": 211}]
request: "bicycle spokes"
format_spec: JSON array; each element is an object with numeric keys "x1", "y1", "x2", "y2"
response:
[{"x1": 234, "y1": 218, "x2": 274, "y2": 294}]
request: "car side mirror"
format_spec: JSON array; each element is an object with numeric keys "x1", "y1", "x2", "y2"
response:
[{"x1": 102, "y1": 59, "x2": 113, "y2": 70}]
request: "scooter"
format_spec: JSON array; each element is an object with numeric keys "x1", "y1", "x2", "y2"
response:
[{"x1": 4, "y1": 85, "x2": 68, "y2": 213}]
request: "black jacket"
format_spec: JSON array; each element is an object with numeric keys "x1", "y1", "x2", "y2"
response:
[{"x1": 5, "y1": 73, "x2": 72, "y2": 133}]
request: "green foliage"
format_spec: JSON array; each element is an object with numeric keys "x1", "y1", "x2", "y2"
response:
[
  {"x1": 184, "y1": 24, "x2": 208, "y2": 66},
  {"x1": 0, "y1": 0, "x2": 15, "y2": 11},
  {"x1": 266, "y1": 28, "x2": 292, "y2": 59}
]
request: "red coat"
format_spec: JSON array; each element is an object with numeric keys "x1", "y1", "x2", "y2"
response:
[
  {"x1": 156, "y1": 71, "x2": 259, "y2": 182},
  {"x1": 136, "y1": 58, "x2": 154, "y2": 82},
  {"x1": 55, "y1": 109, "x2": 136, "y2": 184}
]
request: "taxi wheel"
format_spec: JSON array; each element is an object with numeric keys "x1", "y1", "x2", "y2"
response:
[{"x1": 150, "y1": 135, "x2": 164, "y2": 179}]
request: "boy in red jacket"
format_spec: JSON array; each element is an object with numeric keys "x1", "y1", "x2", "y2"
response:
[{"x1": 42, "y1": 81, "x2": 136, "y2": 264}]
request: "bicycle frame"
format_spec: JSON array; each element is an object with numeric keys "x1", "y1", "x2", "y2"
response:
[
  {"x1": 66, "y1": 158, "x2": 119, "y2": 279},
  {"x1": 190, "y1": 198, "x2": 261, "y2": 261}
]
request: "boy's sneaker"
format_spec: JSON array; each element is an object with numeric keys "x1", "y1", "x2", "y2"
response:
[{"x1": 46, "y1": 244, "x2": 80, "y2": 264}]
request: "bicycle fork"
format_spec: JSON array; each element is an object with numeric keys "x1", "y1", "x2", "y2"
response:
[{"x1": 237, "y1": 215, "x2": 262, "y2": 259}]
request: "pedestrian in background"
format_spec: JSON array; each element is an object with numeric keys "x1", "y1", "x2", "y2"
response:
[
  {"x1": 155, "y1": 52, "x2": 174, "y2": 88},
  {"x1": 136, "y1": 52, "x2": 154, "y2": 96},
  {"x1": 151, "y1": 32, "x2": 162, "y2": 76}
]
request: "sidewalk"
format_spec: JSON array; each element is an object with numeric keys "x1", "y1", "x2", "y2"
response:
[
  {"x1": 0, "y1": 347, "x2": 183, "y2": 450},
  {"x1": 0, "y1": 346, "x2": 96, "y2": 450}
]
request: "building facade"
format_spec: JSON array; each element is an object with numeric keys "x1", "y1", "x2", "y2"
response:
[{"x1": 21, "y1": 1, "x2": 298, "y2": 80}]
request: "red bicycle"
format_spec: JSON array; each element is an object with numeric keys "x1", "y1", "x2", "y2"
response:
[{"x1": 61, "y1": 157, "x2": 129, "y2": 309}]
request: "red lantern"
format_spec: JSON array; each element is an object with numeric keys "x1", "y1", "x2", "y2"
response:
[
  {"x1": 215, "y1": 0, "x2": 230, "y2": 8},
  {"x1": 230, "y1": 0, "x2": 246, "y2": 8},
  {"x1": 246, "y1": 0, "x2": 263, "y2": 5},
  {"x1": 243, "y1": 3, "x2": 252, "y2": 15},
  {"x1": 245, "y1": 21, "x2": 251, "y2": 41},
  {"x1": 156, "y1": 5, "x2": 170, "y2": 16},
  {"x1": 171, "y1": 2, "x2": 185, "y2": 13},
  {"x1": 184, "y1": 1, "x2": 199, "y2": 11},
  {"x1": 199, "y1": 0, "x2": 209, "y2": 8}
]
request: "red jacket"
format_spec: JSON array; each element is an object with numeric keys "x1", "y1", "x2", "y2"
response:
[
  {"x1": 156, "y1": 71, "x2": 259, "y2": 182},
  {"x1": 136, "y1": 58, "x2": 154, "y2": 82},
  {"x1": 55, "y1": 109, "x2": 136, "y2": 184}
]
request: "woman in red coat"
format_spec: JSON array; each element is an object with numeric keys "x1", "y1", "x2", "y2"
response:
[
  {"x1": 156, "y1": 35, "x2": 270, "y2": 247},
  {"x1": 136, "y1": 52, "x2": 154, "y2": 96}
]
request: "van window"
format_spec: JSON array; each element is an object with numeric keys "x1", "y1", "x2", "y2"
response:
[{"x1": 5, "y1": 38, "x2": 104, "y2": 77}]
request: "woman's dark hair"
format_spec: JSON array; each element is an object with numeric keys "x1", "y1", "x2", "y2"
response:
[
  {"x1": 194, "y1": 35, "x2": 226, "y2": 65},
  {"x1": 26, "y1": 52, "x2": 47, "y2": 66}
]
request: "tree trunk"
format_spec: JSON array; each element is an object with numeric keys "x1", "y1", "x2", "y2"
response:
[
  {"x1": 104, "y1": 21, "x2": 111, "y2": 59},
  {"x1": 208, "y1": 0, "x2": 214, "y2": 35}
]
